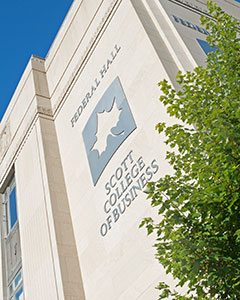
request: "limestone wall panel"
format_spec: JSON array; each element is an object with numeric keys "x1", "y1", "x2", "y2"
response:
[
  {"x1": 15, "y1": 126, "x2": 59, "y2": 300},
  {"x1": 52, "y1": 1, "x2": 179, "y2": 299}
]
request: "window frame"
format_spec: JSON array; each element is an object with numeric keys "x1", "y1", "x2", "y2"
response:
[
  {"x1": 1, "y1": 175, "x2": 24, "y2": 300},
  {"x1": 8, "y1": 270, "x2": 24, "y2": 300},
  {"x1": 3, "y1": 177, "x2": 18, "y2": 236}
]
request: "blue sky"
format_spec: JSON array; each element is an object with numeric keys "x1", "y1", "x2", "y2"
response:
[
  {"x1": 1, "y1": 0, "x2": 240, "y2": 122},
  {"x1": 0, "y1": 0, "x2": 74, "y2": 121}
]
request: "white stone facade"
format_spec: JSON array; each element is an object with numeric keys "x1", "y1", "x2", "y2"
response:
[{"x1": 0, "y1": 1, "x2": 239, "y2": 299}]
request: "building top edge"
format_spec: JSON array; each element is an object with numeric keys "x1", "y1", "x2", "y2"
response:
[
  {"x1": 0, "y1": 56, "x2": 45, "y2": 129},
  {"x1": 0, "y1": 0, "x2": 75, "y2": 127},
  {"x1": 44, "y1": 0, "x2": 78, "y2": 68},
  {"x1": 31, "y1": 55, "x2": 45, "y2": 61}
]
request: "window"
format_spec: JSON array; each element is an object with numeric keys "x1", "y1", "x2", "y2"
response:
[
  {"x1": 9, "y1": 271, "x2": 24, "y2": 300},
  {"x1": 4, "y1": 178, "x2": 18, "y2": 235},
  {"x1": 2, "y1": 176, "x2": 24, "y2": 300}
]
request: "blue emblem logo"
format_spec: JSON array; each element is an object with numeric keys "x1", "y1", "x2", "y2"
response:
[{"x1": 82, "y1": 77, "x2": 136, "y2": 185}]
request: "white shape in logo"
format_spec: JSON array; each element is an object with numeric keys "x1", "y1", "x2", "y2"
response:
[{"x1": 91, "y1": 99, "x2": 123, "y2": 156}]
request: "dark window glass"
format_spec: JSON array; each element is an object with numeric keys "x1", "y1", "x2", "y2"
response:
[
  {"x1": 15, "y1": 286, "x2": 23, "y2": 300},
  {"x1": 9, "y1": 187, "x2": 17, "y2": 229}
]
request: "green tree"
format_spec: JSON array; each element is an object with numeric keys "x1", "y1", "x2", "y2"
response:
[{"x1": 140, "y1": 2, "x2": 240, "y2": 299}]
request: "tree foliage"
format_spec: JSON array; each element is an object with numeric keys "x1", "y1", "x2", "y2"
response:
[{"x1": 140, "y1": 2, "x2": 240, "y2": 299}]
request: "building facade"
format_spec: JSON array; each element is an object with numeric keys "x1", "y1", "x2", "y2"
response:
[{"x1": 0, "y1": 0, "x2": 239, "y2": 299}]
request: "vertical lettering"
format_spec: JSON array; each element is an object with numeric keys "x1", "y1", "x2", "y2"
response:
[
  {"x1": 128, "y1": 150, "x2": 134, "y2": 164},
  {"x1": 151, "y1": 159, "x2": 159, "y2": 174},
  {"x1": 118, "y1": 200, "x2": 126, "y2": 215},
  {"x1": 106, "y1": 59, "x2": 112, "y2": 70},
  {"x1": 113, "y1": 208, "x2": 120, "y2": 222},
  {"x1": 195, "y1": 25, "x2": 206, "y2": 34},
  {"x1": 90, "y1": 85, "x2": 96, "y2": 97},
  {"x1": 71, "y1": 117, "x2": 75, "y2": 128},
  {"x1": 137, "y1": 156, "x2": 145, "y2": 171},
  {"x1": 77, "y1": 105, "x2": 83, "y2": 117},
  {"x1": 120, "y1": 180, "x2": 127, "y2": 194},
  {"x1": 185, "y1": 21, "x2": 197, "y2": 30},
  {"x1": 115, "y1": 187, "x2": 123, "y2": 200},
  {"x1": 114, "y1": 44, "x2": 121, "y2": 54},
  {"x1": 100, "y1": 64, "x2": 107, "y2": 79},
  {"x1": 107, "y1": 215, "x2": 112, "y2": 229},
  {"x1": 85, "y1": 92, "x2": 91, "y2": 102},
  {"x1": 105, "y1": 182, "x2": 111, "y2": 195},
  {"x1": 173, "y1": 15, "x2": 186, "y2": 25},
  {"x1": 145, "y1": 166, "x2": 153, "y2": 181},
  {"x1": 100, "y1": 223, "x2": 108, "y2": 237},
  {"x1": 109, "y1": 193, "x2": 117, "y2": 206},
  {"x1": 121, "y1": 150, "x2": 133, "y2": 171},
  {"x1": 124, "y1": 193, "x2": 132, "y2": 207},
  {"x1": 95, "y1": 78, "x2": 100, "y2": 88},
  {"x1": 104, "y1": 200, "x2": 111, "y2": 214},
  {"x1": 139, "y1": 173, "x2": 147, "y2": 188},
  {"x1": 82, "y1": 98, "x2": 88, "y2": 108}
]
